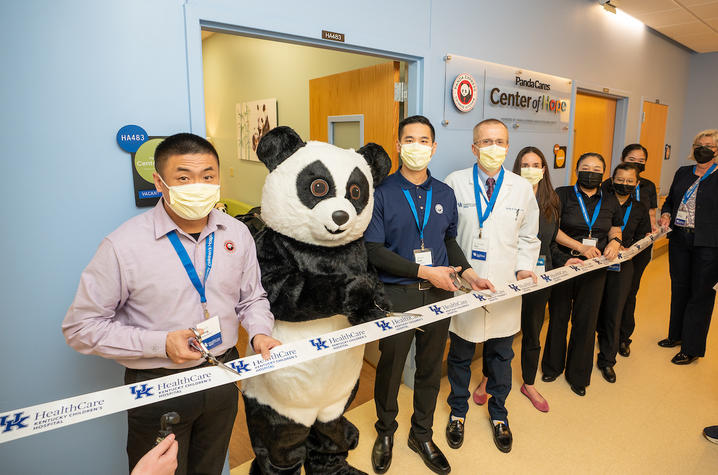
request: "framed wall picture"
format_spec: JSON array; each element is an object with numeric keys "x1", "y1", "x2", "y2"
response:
[{"x1": 236, "y1": 98, "x2": 278, "y2": 162}]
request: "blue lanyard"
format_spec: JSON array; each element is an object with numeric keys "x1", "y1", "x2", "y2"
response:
[
  {"x1": 167, "y1": 231, "x2": 214, "y2": 311},
  {"x1": 473, "y1": 164, "x2": 504, "y2": 236},
  {"x1": 683, "y1": 163, "x2": 717, "y2": 204},
  {"x1": 573, "y1": 184, "x2": 602, "y2": 237},
  {"x1": 402, "y1": 187, "x2": 432, "y2": 248},
  {"x1": 621, "y1": 201, "x2": 633, "y2": 231},
  {"x1": 635, "y1": 183, "x2": 640, "y2": 202}
]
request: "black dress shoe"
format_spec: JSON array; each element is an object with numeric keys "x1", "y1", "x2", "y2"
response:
[
  {"x1": 371, "y1": 434, "x2": 393, "y2": 474},
  {"x1": 619, "y1": 341, "x2": 630, "y2": 357},
  {"x1": 671, "y1": 352, "x2": 698, "y2": 365},
  {"x1": 570, "y1": 384, "x2": 586, "y2": 396},
  {"x1": 407, "y1": 432, "x2": 451, "y2": 474},
  {"x1": 445, "y1": 417, "x2": 464, "y2": 449},
  {"x1": 600, "y1": 366, "x2": 616, "y2": 383},
  {"x1": 541, "y1": 374, "x2": 558, "y2": 382},
  {"x1": 658, "y1": 338, "x2": 681, "y2": 348},
  {"x1": 491, "y1": 421, "x2": 513, "y2": 453}
]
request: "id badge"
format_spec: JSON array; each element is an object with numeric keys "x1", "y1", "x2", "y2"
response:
[
  {"x1": 471, "y1": 237, "x2": 487, "y2": 261},
  {"x1": 196, "y1": 315, "x2": 223, "y2": 350},
  {"x1": 607, "y1": 263, "x2": 621, "y2": 272},
  {"x1": 414, "y1": 248, "x2": 433, "y2": 266},
  {"x1": 582, "y1": 238, "x2": 598, "y2": 248},
  {"x1": 675, "y1": 209, "x2": 688, "y2": 227},
  {"x1": 536, "y1": 255, "x2": 546, "y2": 275}
]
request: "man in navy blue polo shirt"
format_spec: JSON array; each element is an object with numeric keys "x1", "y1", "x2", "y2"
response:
[{"x1": 365, "y1": 115, "x2": 493, "y2": 475}]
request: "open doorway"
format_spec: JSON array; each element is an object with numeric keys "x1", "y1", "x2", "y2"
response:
[{"x1": 201, "y1": 30, "x2": 409, "y2": 468}]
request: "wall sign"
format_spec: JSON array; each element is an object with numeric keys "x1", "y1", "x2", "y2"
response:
[
  {"x1": 451, "y1": 73, "x2": 478, "y2": 112},
  {"x1": 321, "y1": 30, "x2": 345, "y2": 42},
  {"x1": 116, "y1": 125, "x2": 166, "y2": 207}
]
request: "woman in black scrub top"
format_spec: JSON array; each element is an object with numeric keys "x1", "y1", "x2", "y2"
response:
[
  {"x1": 512, "y1": 147, "x2": 583, "y2": 412},
  {"x1": 541, "y1": 152, "x2": 623, "y2": 396},
  {"x1": 601, "y1": 144, "x2": 658, "y2": 357},
  {"x1": 596, "y1": 163, "x2": 651, "y2": 383}
]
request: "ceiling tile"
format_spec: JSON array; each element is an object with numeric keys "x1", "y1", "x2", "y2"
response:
[
  {"x1": 657, "y1": 20, "x2": 714, "y2": 35},
  {"x1": 616, "y1": 0, "x2": 678, "y2": 15},
  {"x1": 639, "y1": 8, "x2": 695, "y2": 26},
  {"x1": 676, "y1": 0, "x2": 718, "y2": 7},
  {"x1": 689, "y1": 3, "x2": 718, "y2": 18}
]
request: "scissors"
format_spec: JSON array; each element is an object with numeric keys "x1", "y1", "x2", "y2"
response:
[
  {"x1": 374, "y1": 301, "x2": 425, "y2": 331},
  {"x1": 189, "y1": 327, "x2": 246, "y2": 380},
  {"x1": 449, "y1": 266, "x2": 473, "y2": 293}
]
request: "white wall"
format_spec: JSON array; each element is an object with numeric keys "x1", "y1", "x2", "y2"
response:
[{"x1": 680, "y1": 52, "x2": 718, "y2": 167}]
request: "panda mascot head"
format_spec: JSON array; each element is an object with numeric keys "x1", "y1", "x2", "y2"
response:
[{"x1": 257, "y1": 126, "x2": 390, "y2": 246}]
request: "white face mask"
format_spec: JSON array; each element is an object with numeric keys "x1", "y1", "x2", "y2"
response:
[
  {"x1": 520, "y1": 167, "x2": 544, "y2": 185},
  {"x1": 159, "y1": 175, "x2": 220, "y2": 221},
  {"x1": 477, "y1": 144, "x2": 507, "y2": 171},
  {"x1": 400, "y1": 143, "x2": 433, "y2": 171}
]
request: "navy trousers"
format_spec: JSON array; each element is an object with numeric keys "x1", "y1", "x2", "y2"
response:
[
  {"x1": 667, "y1": 229, "x2": 718, "y2": 357},
  {"x1": 447, "y1": 331, "x2": 514, "y2": 423}
]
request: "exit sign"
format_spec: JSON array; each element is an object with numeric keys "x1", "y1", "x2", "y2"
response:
[{"x1": 322, "y1": 30, "x2": 345, "y2": 42}]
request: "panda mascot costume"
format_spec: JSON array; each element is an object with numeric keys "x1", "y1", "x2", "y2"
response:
[{"x1": 242, "y1": 126, "x2": 392, "y2": 475}]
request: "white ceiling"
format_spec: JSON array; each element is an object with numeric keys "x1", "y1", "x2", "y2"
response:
[{"x1": 615, "y1": 0, "x2": 718, "y2": 52}]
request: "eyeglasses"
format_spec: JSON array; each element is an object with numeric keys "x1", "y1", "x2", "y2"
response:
[{"x1": 474, "y1": 139, "x2": 507, "y2": 147}]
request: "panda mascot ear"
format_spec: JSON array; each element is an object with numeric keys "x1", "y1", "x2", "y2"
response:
[
  {"x1": 357, "y1": 143, "x2": 391, "y2": 188},
  {"x1": 257, "y1": 126, "x2": 306, "y2": 171}
]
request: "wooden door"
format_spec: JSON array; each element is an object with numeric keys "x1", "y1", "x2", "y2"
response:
[
  {"x1": 639, "y1": 101, "x2": 668, "y2": 194},
  {"x1": 309, "y1": 61, "x2": 401, "y2": 172},
  {"x1": 571, "y1": 92, "x2": 617, "y2": 183}
]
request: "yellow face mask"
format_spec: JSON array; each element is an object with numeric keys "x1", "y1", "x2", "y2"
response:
[
  {"x1": 159, "y1": 175, "x2": 220, "y2": 221},
  {"x1": 477, "y1": 144, "x2": 507, "y2": 171},
  {"x1": 520, "y1": 167, "x2": 544, "y2": 185},
  {"x1": 400, "y1": 143, "x2": 433, "y2": 171}
]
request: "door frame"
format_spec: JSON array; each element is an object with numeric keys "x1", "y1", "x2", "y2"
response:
[
  {"x1": 184, "y1": 9, "x2": 423, "y2": 138},
  {"x1": 566, "y1": 81, "x2": 630, "y2": 183}
]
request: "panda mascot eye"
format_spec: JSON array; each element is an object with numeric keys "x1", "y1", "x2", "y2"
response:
[
  {"x1": 349, "y1": 184, "x2": 361, "y2": 200},
  {"x1": 311, "y1": 179, "x2": 329, "y2": 197}
]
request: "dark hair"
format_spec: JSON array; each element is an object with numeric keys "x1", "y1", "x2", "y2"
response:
[
  {"x1": 398, "y1": 115, "x2": 435, "y2": 142},
  {"x1": 576, "y1": 152, "x2": 606, "y2": 172},
  {"x1": 612, "y1": 162, "x2": 640, "y2": 180},
  {"x1": 154, "y1": 133, "x2": 219, "y2": 176},
  {"x1": 621, "y1": 143, "x2": 648, "y2": 161},
  {"x1": 512, "y1": 146, "x2": 560, "y2": 222}
]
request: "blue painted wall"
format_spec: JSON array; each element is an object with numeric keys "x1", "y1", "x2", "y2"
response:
[
  {"x1": 0, "y1": 0, "x2": 705, "y2": 472},
  {"x1": 680, "y1": 52, "x2": 718, "y2": 168}
]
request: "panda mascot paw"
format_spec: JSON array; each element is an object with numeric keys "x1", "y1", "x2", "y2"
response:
[{"x1": 242, "y1": 126, "x2": 391, "y2": 475}]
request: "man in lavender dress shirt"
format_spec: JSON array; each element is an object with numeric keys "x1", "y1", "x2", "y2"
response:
[{"x1": 62, "y1": 133, "x2": 280, "y2": 474}]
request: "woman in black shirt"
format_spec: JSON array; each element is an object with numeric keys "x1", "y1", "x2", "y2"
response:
[
  {"x1": 596, "y1": 163, "x2": 651, "y2": 383},
  {"x1": 601, "y1": 144, "x2": 658, "y2": 357},
  {"x1": 511, "y1": 147, "x2": 582, "y2": 411},
  {"x1": 542, "y1": 152, "x2": 623, "y2": 396},
  {"x1": 659, "y1": 129, "x2": 718, "y2": 364}
]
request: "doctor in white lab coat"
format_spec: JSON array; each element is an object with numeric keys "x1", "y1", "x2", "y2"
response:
[{"x1": 443, "y1": 119, "x2": 540, "y2": 454}]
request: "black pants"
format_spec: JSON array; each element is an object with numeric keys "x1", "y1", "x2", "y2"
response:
[
  {"x1": 124, "y1": 347, "x2": 239, "y2": 475},
  {"x1": 620, "y1": 246, "x2": 651, "y2": 344},
  {"x1": 447, "y1": 332, "x2": 514, "y2": 423},
  {"x1": 597, "y1": 261, "x2": 634, "y2": 368},
  {"x1": 542, "y1": 269, "x2": 607, "y2": 388},
  {"x1": 668, "y1": 229, "x2": 718, "y2": 357},
  {"x1": 374, "y1": 284, "x2": 452, "y2": 442},
  {"x1": 520, "y1": 288, "x2": 551, "y2": 385}
]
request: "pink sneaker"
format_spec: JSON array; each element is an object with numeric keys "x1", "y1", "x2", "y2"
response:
[
  {"x1": 521, "y1": 384, "x2": 549, "y2": 412},
  {"x1": 472, "y1": 384, "x2": 488, "y2": 405}
]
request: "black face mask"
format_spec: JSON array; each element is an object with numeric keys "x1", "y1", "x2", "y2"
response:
[
  {"x1": 694, "y1": 146, "x2": 716, "y2": 164},
  {"x1": 631, "y1": 162, "x2": 646, "y2": 173},
  {"x1": 613, "y1": 182, "x2": 635, "y2": 196},
  {"x1": 577, "y1": 171, "x2": 603, "y2": 189}
]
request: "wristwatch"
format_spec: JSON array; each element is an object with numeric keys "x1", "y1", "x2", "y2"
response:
[{"x1": 610, "y1": 236, "x2": 623, "y2": 246}]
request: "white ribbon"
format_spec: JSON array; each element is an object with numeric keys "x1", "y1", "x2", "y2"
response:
[{"x1": 0, "y1": 229, "x2": 668, "y2": 444}]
